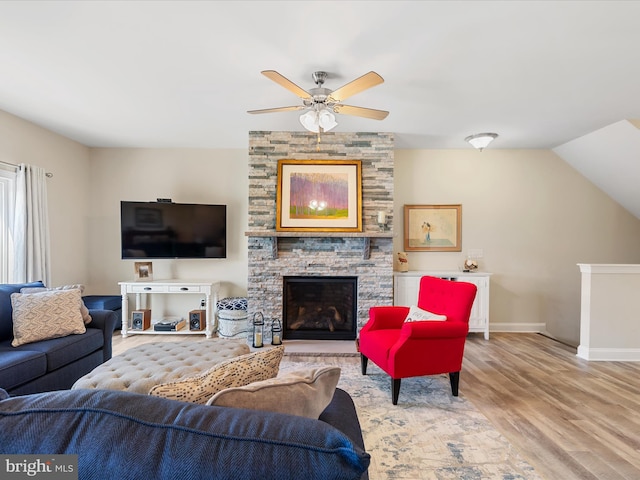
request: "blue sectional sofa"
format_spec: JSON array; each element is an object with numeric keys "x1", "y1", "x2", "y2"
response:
[
  {"x1": 0, "y1": 386, "x2": 370, "y2": 480},
  {"x1": 0, "y1": 282, "x2": 117, "y2": 395}
]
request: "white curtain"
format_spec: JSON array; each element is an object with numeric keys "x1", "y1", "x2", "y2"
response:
[{"x1": 13, "y1": 163, "x2": 51, "y2": 285}]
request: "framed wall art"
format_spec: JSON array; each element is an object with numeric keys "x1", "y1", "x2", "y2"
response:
[
  {"x1": 276, "y1": 159, "x2": 362, "y2": 232},
  {"x1": 404, "y1": 204, "x2": 462, "y2": 251}
]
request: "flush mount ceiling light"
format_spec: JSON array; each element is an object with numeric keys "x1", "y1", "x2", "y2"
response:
[
  {"x1": 299, "y1": 106, "x2": 338, "y2": 133},
  {"x1": 465, "y1": 133, "x2": 498, "y2": 151}
]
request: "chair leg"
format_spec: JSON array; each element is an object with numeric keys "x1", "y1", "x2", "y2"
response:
[
  {"x1": 449, "y1": 372, "x2": 460, "y2": 396},
  {"x1": 392, "y1": 378, "x2": 401, "y2": 405},
  {"x1": 360, "y1": 354, "x2": 368, "y2": 375}
]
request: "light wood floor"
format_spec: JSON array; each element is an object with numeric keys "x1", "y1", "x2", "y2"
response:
[
  {"x1": 111, "y1": 332, "x2": 640, "y2": 479},
  {"x1": 461, "y1": 333, "x2": 640, "y2": 480}
]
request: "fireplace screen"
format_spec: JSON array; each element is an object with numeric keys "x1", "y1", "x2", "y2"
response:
[{"x1": 282, "y1": 276, "x2": 357, "y2": 340}]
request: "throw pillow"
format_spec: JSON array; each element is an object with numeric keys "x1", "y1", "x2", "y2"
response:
[
  {"x1": 404, "y1": 305, "x2": 447, "y2": 322},
  {"x1": 20, "y1": 284, "x2": 92, "y2": 324},
  {"x1": 149, "y1": 345, "x2": 285, "y2": 404},
  {"x1": 11, "y1": 289, "x2": 87, "y2": 347},
  {"x1": 207, "y1": 366, "x2": 341, "y2": 419}
]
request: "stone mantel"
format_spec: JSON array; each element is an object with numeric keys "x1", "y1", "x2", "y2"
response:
[
  {"x1": 244, "y1": 231, "x2": 394, "y2": 238},
  {"x1": 245, "y1": 231, "x2": 394, "y2": 260}
]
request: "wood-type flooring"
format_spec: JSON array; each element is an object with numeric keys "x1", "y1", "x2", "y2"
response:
[{"x1": 111, "y1": 332, "x2": 640, "y2": 479}]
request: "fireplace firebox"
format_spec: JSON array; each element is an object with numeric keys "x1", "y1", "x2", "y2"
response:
[{"x1": 282, "y1": 276, "x2": 357, "y2": 340}]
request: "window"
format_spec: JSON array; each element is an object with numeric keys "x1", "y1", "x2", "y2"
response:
[{"x1": 0, "y1": 169, "x2": 16, "y2": 282}]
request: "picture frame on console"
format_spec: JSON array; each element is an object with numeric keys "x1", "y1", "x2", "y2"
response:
[
  {"x1": 404, "y1": 204, "x2": 462, "y2": 252},
  {"x1": 134, "y1": 261, "x2": 153, "y2": 281},
  {"x1": 276, "y1": 159, "x2": 362, "y2": 232}
]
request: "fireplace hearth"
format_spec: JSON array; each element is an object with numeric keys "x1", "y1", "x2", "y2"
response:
[{"x1": 283, "y1": 276, "x2": 357, "y2": 340}]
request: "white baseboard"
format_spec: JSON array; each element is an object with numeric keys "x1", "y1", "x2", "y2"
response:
[
  {"x1": 489, "y1": 323, "x2": 546, "y2": 333},
  {"x1": 576, "y1": 345, "x2": 640, "y2": 361}
]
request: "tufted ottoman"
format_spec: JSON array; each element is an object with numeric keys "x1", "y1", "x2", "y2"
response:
[{"x1": 72, "y1": 339, "x2": 250, "y2": 394}]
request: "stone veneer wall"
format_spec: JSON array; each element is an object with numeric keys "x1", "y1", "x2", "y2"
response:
[{"x1": 247, "y1": 131, "x2": 395, "y2": 335}]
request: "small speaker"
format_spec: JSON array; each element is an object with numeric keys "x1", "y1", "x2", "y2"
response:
[
  {"x1": 131, "y1": 309, "x2": 151, "y2": 330},
  {"x1": 189, "y1": 309, "x2": 206, "y2": 331}
]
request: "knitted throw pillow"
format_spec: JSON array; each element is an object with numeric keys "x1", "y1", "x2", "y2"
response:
[
  {"x1": 21, "y1": 284, "x2": 92, "y2": 324},
  {"x1": 148, "y1": 345, "x2": 285, "y2": 404},
  {"x1": 11, "y1": 289, "x2": 86, "y2": 347}
]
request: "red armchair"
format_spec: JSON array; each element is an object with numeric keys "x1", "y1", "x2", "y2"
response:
[{"x1": 359, "y1": 276, "x2": 477, "y2": 404}]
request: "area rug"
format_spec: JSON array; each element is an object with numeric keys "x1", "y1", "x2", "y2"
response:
[{"x1": 279, "y1": 358, "x2": 543, "y2": 480}]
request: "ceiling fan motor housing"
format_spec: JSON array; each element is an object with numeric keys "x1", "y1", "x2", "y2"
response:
[{"x1": 312, "y1": 71, "x2": 328, "y2": 86}]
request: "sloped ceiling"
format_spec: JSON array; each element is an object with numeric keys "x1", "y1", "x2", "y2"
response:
[{"x1": 553, "y1": 120, "x2": 640, "y2": 219}]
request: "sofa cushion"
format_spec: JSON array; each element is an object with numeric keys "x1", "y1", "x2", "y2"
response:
[
  {"x1": 0, "y1": 348, "x2": 47, "y2": 390},
  {"x1": 149, "y1": 345, "x2": 284, "y2": 404},
  {"x1": 18, "y1": 328, "x2": 104, "y2": 372},
  {"x1": 21, "y1": 285, "x2": 92, "y2": 324},
  {"x1": 0, "y1": 388, "x2": 370, "y2": 480},
  {"x1": 82, "y1": 295, "x2": 121, "y2": 311},
  {"x1": 0, "y1": 281, "x2": 45, "y2": 341},
  {"x1": 207, "y1": 367, "x2": 341, "y2": 419},
  {"x1": 11, "y1": 289, "x2": 86, "y2": 347}
]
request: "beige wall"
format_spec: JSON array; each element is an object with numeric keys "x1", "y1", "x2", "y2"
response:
[
  {"x1": 3, "y1": 108, "x2": 640, "y2": 346},
  {"x1": 0, "y1": 110, "x2": 90, "y2": 286},
  {"x1": 394, "y1": 149, "x2": 640, "y2": 344},
  {"x1": 87, "y1": 148, "x2": 248, "y2": 310}
]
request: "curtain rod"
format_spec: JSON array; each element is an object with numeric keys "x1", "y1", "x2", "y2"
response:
[{"x1": 0, "y1": 160, "x2": 53, "y2": 178}]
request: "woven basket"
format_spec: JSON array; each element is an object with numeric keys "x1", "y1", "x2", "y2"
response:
[{"x1": 217, "y1": 309, "x2": 249, "y2": 339}]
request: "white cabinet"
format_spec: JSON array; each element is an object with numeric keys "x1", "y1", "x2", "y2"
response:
[
  {"x1": 394, "y1": 271, "x2": 491, "y2": 340},
  {"x1": 119, "y1": 280, "x2": 220, "y2": 338}
]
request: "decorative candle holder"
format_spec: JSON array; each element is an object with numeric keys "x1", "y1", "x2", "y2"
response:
[
  {"x1": 271, "y1": 319, "x2": 282, "y2": 345},
  {"x1": 252, "y1": 312, "x2": 264, "y2": 348}
]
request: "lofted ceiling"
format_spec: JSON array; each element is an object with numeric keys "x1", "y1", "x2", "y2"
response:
[{"x1": 0, "y1": 1, "x2": 639, "y2": 217}]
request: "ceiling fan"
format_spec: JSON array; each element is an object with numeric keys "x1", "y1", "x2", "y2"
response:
[{"x1": 247, "y1": 70, "x2": 389, "y2": 133}]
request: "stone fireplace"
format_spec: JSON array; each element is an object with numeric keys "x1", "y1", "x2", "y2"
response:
[
  {"x1": 283, "y1": 276, "x2": 357, "y2": 340},
  {"x1": 246, "y1": 131, "x2": 395, "y2": 337}
]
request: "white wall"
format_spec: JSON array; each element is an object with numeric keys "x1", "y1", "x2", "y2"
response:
[
  {"x1": 394, "y1": 149, "x2": 640, "y2": 345},
  {"x1": 0, "y1": 110, "x2": 90, "y2": 286},
  {"x1": 577, "y1": 264, "x2": 640, "y2": 361}
]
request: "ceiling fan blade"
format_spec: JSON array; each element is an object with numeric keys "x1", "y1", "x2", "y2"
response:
[
  {"x1": 333, "y1": 104, "x2": 389, "y2": 120},
  {"x1": 261, "y1": 70, "x2": 311, "y2": 100},
  {"x1": 329, "y1": 71, "x2": 384, "y2": 102},
  {"x1": 247, "y1": 105, "x2": 305, "y2": 114}
]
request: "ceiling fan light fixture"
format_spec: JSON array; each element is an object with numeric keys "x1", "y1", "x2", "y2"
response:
[
  {"x1": 465, "y1": 133, "x2": 498, "y2": 151},
  {"x1": 318, "y1": 109, "x2": 337, "y2": 131},
  {"x1": 300, "y1": 108, "x2": 337, "y2": 133}
]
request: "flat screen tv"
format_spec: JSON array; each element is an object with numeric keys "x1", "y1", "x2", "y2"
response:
[{"x1": 120, "y1": 201, "x2": 226, "y2": 259}]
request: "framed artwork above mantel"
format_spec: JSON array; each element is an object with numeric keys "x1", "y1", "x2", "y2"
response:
[
  {"x1": 404, "y1": 204, "x2": 462, "y2": 252},
  {"x1": 276, "y1": 159, "x2": 362, "y2": 232}
]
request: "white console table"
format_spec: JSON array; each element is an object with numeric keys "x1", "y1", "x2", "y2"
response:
[
  {"x1": 119, "y1": 280, "x2": 220, "y2": 338},
  {"x1": 394, "y1": 271, "x2": 491, "y2": 339}
]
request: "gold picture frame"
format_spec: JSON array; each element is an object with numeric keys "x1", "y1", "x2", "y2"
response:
[
  {"x1": 276, "y1": 159, "x2": 362, "y2": 232},
  {"x1": 134, "y1": 261, "x2": 153, "y2": 281},
  {"x1": 404, "y1": 204, "x2": 462, "y2": 251}
]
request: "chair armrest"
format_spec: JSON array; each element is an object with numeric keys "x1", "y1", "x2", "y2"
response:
[
  {"x1": 365, "y1": 306, "x2": 409, "y2": 331},
  {"x1": 400, "y1": 320, "x2": 468, "y2": 340},
  {"x1": 87, "y1": 310, "x2": 117, "y2": 362}
]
